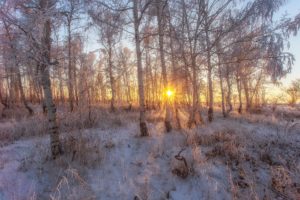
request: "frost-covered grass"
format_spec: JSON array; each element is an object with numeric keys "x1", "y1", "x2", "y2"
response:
[
  {"x1": 0, "y1": 106, "x2": 138, "y2": 145},
  {"x1": 0, "y1": 106, "x2": 299, "y2": 200}
]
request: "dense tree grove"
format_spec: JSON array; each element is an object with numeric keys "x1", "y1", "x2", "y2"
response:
[{"x1": 0, "y1": 0, "x2": 299, "y2": 158}]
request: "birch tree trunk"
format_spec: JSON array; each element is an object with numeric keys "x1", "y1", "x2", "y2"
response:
[
  {"x1": 168, "y1": 14, "x2": 181, "y2": 130},
  {"x1": 58, "y1": 63, "x2": 64, "y2": 103},
  {"x1": 121, "y1": 53, "x2": 132, "y2": 105},
  {"x1": 218, "y1": 63, "x2": 226, "y2": 118},
  {"x1": 156, "y1": 0, "x2": 172, "y2": 132},
  {"x1": 40, "y1": 4, "x2": 62, "y2": 158},
  {"x1": 236, "y1": 67, "x2": 243, "y2": 114},
  {"x1": 242, "y1": 77, "x2": 251, "y2": 111},
  {"x1": 181, "y1": 0, "x2": 203, "y2": 128},
  {"x1": 67, "y1": 20, "x2": 75, "y2": 112},
  {"x1": 108, "y1": 44, "x2": 116, "y2": 112},
  {"x1": 133, "y1": 0, "x2": 148, "y2": 136},
  {"x1": 187, "y1": 55, "x2": 203, "y2": 128},
  {"x1": 145, "y1": 44, "x2": 151, "y2": 109},
  {"x1": 225, "y1": 65, "x2": 233, "y2": 113},
  {"x1": 205, "y1": 23, "x2": 214, "y2": 122}
]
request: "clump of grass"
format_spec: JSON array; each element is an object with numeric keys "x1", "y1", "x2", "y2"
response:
[
  {"x1": 197, "y1": 130, "x2": 234, "y2": 146},
  {"x1": 205, "y1": 141, "x2": 241, "y2": 162},
  {"x1": 0, "y1": 115, "x2": 47, "y2": 144},
  {"x1": 203, "y1": 130, "x2": 243, "y2": 163},
  {"x1": 0, "y1": 124, "x2": 13, "y2": 145},
  {"x1": 62, "y1": 134, "x2": 102, "y2": 168},
  {"x1": 271, "y1": 166, "x2": 291, "y2": 192},
  {"x1": 49, "y1": 167, "x2": 95, "y2": 200}
]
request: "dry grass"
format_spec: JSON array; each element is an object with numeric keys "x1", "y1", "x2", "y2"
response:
[
  {"x1": 1, "y1": 106, "x2": 30, "y2": 119},
  {"x1": 1, "y1": 105, "x2": 299, "y2": 199},
  {"x1": 0, "y1": 114, "x2": 47, "y2": 145},
  {"x1": 185, "y1": 129, "x2": 243, "y2": 163},
  {"x1": 49, "y1": 167, "x2": 95, "y2": 200},
  {"x1": 58, "y1": 109, "x2": 126, "y2": 131},
  {"x1": 61, "y1": 133, "x2": 103, "y2": 168},
  {"x1": 197, "y1": 130, "x2": 234, "y2": 146},
  {"x1": 271, "y1": 166, "x2": 292, "y2": 193},
  {"x1": 0, "y1": 107, "x2": 136, "y2": 145},
  {"x1": 270, "y1": 165, "x2": 300, "y2": 199},
  {"x1": 205, "y1": 141, "x2": 241, "y2": 163},
  {"x1": 16, "y1": 133, "x2": 101, "y2": 199}
]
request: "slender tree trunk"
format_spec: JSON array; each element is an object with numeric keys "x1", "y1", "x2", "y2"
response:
[
  {"x1": 205, "y1": 26, "x2": 213, "y2": 122},
  {"x1": 16, "y1": 67, "x2": 33, "y2": 115},
  {"x1": 145, "y1": 45, "x2": 151, "y2": 109},
  {"x1": 218, "y1": 63, "x2": 226, "y2": 118},
  {"x1": 156, "y1": 0, "x2": 172, "y2": 132},
  {"x1": 207, "y1": 66, "x2": 213, "y2": 122},
  {"x1": 122, "y1": 58, "x2": 132, "y2": 105},
  {"x1": 181, "y1": 0, "x2": 203, "y2": 127},
  {"x1": 97, "y1": 73, "x2": 105, "y2": 103},
  {"x1": 34, "y1": 64, "x2": 42, "y2": 104},
  {"x1": 133, "y1": 0, "x2": 148, "y2": 136},
  {"x1": 225, "y1": 65, "x2": 233, "y2": 113},
  {"x1": 250, "y1": 71, "x2": 263, "y2": 109},
  {"x1": 12, "y1": 71, "x2": 19, "y2": 104},
  {"x1": 5, "y1": 63, "x2": 14, "y2": 108},
  {"x1": 0, "y1": 84, "x2": 9, "y2": 110},
  {"x1": 187, "y1": 55, "x2": 203, "y2": 128},
  {"x1": 73, "y1": 58, "x2": 79, "y2": 106},
  {"x1": 67, "y1": 21, "x2": 74, "y2": 112},
  {"x1": 58, "y1": 63, "x2": 64, "y2": 103},
  {"x1": 40, "y1": 13, "x2": 62, "y2": 159},
  {"x1": 236, "y1": 68, "x2": 242, "y2": 114},
  {"x1": 242, "y1": 77, "x2": 251, "y2": 112},
  {"x1": 168, "y1": 16, "x2": 181, "y2": 129},
  {"x1": 36, "y1": 64, "x2": 47, "y2": 114},
  {"x1": 149, "y1": 57, "x2": 155, "y2": 108},
  {"x1": 108, "y1": 44, "x2": 115, "y2": 112}
]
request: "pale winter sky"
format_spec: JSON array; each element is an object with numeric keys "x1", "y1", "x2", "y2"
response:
[
  {"x1": 83, "y1": 0, "x2": 300, "y2": 86},
  {"x1": 276, "y1": 0, "x2": 300, "y2": 86}
]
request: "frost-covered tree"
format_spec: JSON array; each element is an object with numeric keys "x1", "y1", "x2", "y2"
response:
[
  {"x1": 0, "y1": 0, "x2": 62, "y2": 159},
  {"x1": 287, "y1": 79, "x2": 300, "y2": 106}
]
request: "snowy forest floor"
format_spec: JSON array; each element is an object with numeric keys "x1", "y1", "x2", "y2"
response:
[{"x1": 0, "y1": 105, "x2": 300, "y2": 200}]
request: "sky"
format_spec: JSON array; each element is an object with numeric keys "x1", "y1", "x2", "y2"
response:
[
  {"x1": 82, "y1": 0, "x2": 300, "y2": 87},
  {"x1": 276, "y1": 0, "x2": 300, "y2": 86}
]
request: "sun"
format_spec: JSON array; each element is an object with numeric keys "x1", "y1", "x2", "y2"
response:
[{"x1": 166, "y1": 89, "x2": 174, "y2": 97}]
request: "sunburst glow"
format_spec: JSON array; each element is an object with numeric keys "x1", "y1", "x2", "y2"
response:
[{"x1": 166, "y1": 89, "x2": 174, "y2": 97}]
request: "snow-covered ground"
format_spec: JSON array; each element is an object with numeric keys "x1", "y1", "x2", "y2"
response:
[{"x1": 0, "y1": 108, "x2": 299, "y2": 200}]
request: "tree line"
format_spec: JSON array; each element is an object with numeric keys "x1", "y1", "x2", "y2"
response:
[{"x1": 0, "y1": 0, "x2": 299, "y2": 159}]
